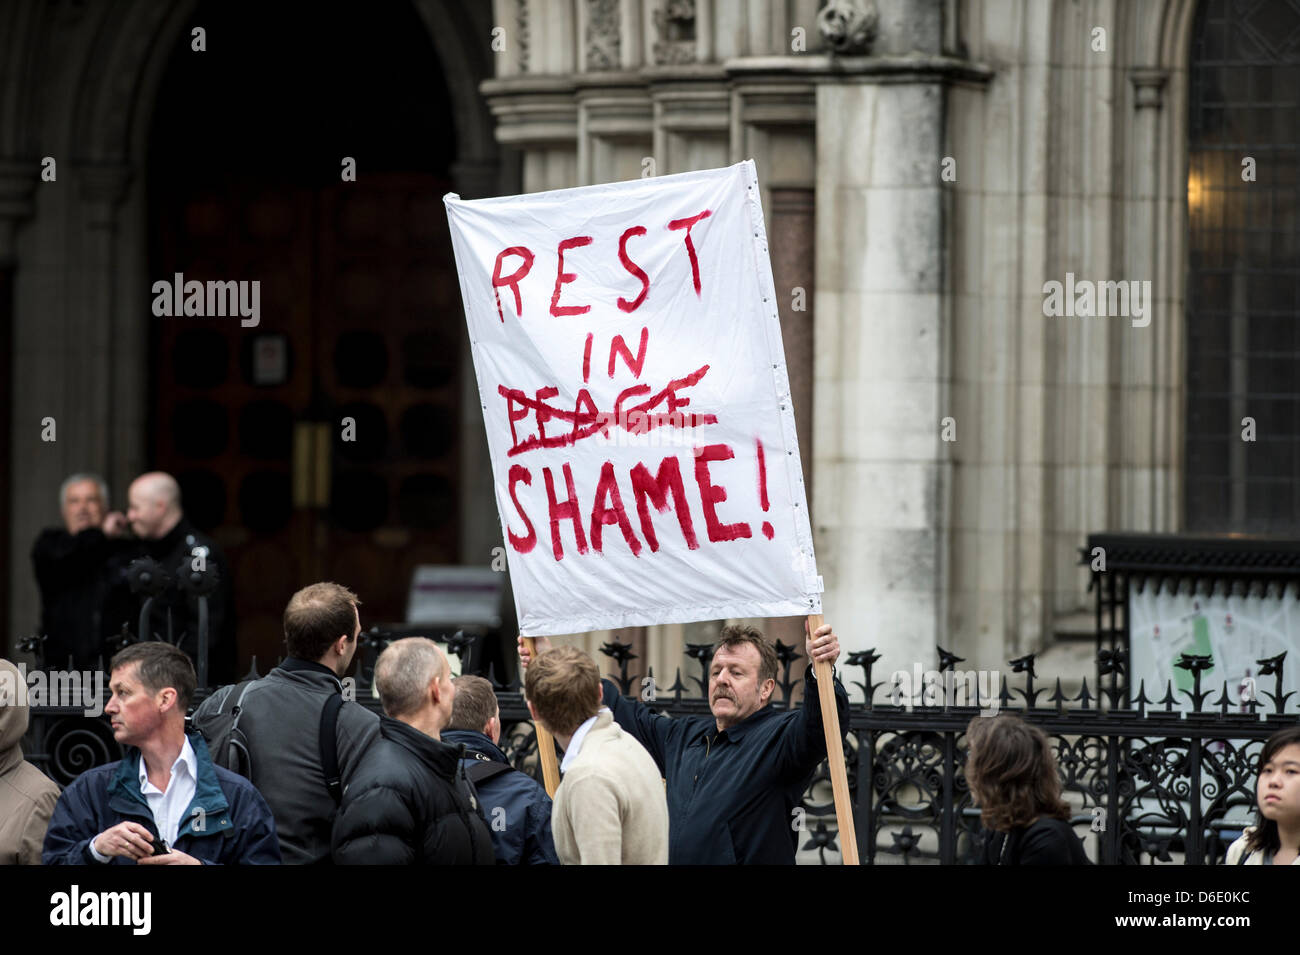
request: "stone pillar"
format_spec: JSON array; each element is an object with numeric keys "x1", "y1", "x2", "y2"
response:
[
  {"x1": 814, "y1": 74, "x2": 947, "y2": 685},
  {"x1": 0, "y1": 160, "x2": 36, "y2": 655},
  {"x1": 74, "y1": 164, "x2": 133, "y2": 481},
  {"x1": 0, "y1": 160, "x2": 32, "y2": 657},
  {"x1": 7, "y1": 156, "x2": 142, "y2": 652},
  {"x1": 1124, "y1": 67, "x2": 1179, "y2": 533}
]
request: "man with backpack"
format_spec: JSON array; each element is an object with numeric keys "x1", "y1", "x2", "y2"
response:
[
  {"x1": 443, "y1": 674, "x2": 559, "y2": 864},
  {"x1": 192, "y1": 582, "x2": 379, "y2": 864}
]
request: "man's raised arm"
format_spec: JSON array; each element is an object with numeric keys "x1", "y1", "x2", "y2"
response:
[{"x1": 776, "y1": 622, "x2": 851, "y2": 778}]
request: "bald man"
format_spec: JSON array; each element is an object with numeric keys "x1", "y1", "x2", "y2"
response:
[
  {"x1": 101, "y1": 472, "x2": 237, "y2": 686},
  {"x1": 332, "y1": 638, "x2": 494, "y2": 865}
]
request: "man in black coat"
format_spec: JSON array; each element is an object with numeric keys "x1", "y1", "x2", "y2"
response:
[
  {"x1": 332, "y1": 638, "x2": 494, "y2": 865},
  {"x1": 519, "y1": 621, "x2": 850, "y2": 864},
  {"x1": 30, "y1": 473, "x2": 131, "y2": 669},
  {"x1": 101, "y1": 472, "x2": 237, "y2": 686}
]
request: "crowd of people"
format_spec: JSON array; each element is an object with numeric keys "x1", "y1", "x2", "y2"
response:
[
  {"x1": 4, "y1": 581, "x2": 854, "y2": 865},
  {"x1": 30, "y1": 470, "x2": 236, "y2": 684},
  {"x1": 0, "y1": 578, "x2": 1294, "y2": 865}
]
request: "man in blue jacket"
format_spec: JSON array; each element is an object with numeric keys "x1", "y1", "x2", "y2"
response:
[
  {"x1": 43, "y1": 641, "x2": 280, "y2": 865},
  {"x1": 519, "y1": 620, "x2": 849, "y2": 865},
  {"x1": 444, "y1": 674, "x2": 559, "y2": 864}
]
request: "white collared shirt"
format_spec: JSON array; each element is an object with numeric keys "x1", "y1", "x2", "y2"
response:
[
  {"x1": 89, "y1": 737, "x2": 198, "y2": 863},
  {"x1": 138, "y1": 736, "x2": 198, "y2": 847},
  {"x1": 559, "y1": 708, "x2": 609, "y2": 774}
]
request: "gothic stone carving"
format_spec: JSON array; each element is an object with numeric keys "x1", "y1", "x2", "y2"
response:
[
  {"x1": 586, "y1": 0, "x2": 620, "y2": 71},
  {"x1": 653, "y1": 0, "x2": 696, "y2": 66},
  {"x1": 817, "y1": 0, "x2": 879, "y2": 55}
]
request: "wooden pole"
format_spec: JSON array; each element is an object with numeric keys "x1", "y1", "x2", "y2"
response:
[
  {"x1": 807, "y1": 613, "x2": 859, "y2": 865},
  {"x1": 522, "y1": 637, "x2": 562, "y2": 797}
]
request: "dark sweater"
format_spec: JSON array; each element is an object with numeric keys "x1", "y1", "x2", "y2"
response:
[
  {"x1": 981, "y1": 817, "x2": 1091, "y2": 865},
  {"x1": 31, "y1": 527, "x2": 125, "y2": 668},
  {"x1": 602, "y1": 666, "x2": 850, "y2": 865}
]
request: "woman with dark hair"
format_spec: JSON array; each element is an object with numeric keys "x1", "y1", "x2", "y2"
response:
[
  {"x1": 1226, "y1": 726, "x2": 1300, "y2": 865},
  {"x1": 966, "y1": 714, "x2": 1090, "y2": 865}
]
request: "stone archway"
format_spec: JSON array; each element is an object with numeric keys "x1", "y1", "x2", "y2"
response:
[{"x1": 2, "y1": 0, "x2": 507, "y2": 653}]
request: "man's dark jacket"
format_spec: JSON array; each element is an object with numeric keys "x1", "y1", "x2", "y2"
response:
[
  {"x1": 332, "y1": 716, "x2": 495, "y2": 865},
  {"x1": 192, "y1": 657, "x2": 380, "y2": 864},
  {"x1": 442, "y1": 728, "x2": 559, "y2": 865},
  {"x1": 41, "y1": 731, "x2": 280, "y2": 864},
  {"x1": 603, "y1": 667, "x2": 850, "y2": 864},
  {"x1": 101, "y1": 517, "x2": 237, "y2": 686},
  {"x1": 31, "y1": 527, "x2": 125, "y2": 669}
]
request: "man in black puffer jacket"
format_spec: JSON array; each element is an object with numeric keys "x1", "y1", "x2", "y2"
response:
[{"x1": 332, "y1": 638, "x2": 493, "y2": 865}]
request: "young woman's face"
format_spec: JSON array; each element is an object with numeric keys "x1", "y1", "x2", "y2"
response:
[{"x1": 1257, "y1": 742, "x2": 1300, "y2": 823}]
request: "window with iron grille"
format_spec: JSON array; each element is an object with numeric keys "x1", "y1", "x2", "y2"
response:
[{"x1": 1186, "y1": 0, "x2": 1300, "y2": 532}]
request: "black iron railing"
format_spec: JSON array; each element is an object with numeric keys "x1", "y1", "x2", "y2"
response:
[{"x1": 19, "y1": 626, "x2": 1295, "y2": 865}]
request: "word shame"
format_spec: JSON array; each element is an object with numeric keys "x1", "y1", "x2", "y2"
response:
[
  {"x1": 506, "y1": 443, "x2": 762, "y2": 562},
  {"x1": 152, "y1": 272, "x2": 260, "y2": 327}
]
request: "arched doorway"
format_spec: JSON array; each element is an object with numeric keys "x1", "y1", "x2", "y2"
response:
[{"x1": 146, "y1": 0, "x2": 468, "y2": 671}]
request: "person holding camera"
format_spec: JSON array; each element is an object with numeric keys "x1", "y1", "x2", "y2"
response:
[{"x1": 100, "y1": 473, "x2": 237, "y2": 686}]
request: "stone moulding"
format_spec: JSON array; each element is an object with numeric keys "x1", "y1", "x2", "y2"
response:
[{"x1": 723, "y1": 54, "x2": 995, "y2": 87}]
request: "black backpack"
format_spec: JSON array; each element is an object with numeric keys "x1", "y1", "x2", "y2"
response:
[
  {"x1": 195, "y1": 679, "x2": 346, "y2": 804},
  {"x1": 194, "y1": 679, "x2": 259, "y2": 779},
  {"x1": 459, "y1": 751, "x2": 518, "y2": 822},
  {"x1": 464, "y1": 756, "x2": 516, "y2": 788}
]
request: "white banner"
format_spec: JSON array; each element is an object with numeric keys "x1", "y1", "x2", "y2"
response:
[{"x1": 445, "y1": 162, "x2": 819, "y2": 636}]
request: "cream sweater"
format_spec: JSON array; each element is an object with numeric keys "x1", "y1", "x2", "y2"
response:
[
  {"x1": 552, "y1": 711, "x2": 668, "y2": 865},
  {"x1": 1225, "y1": 826, "x2": 1300, "y2": 865}
]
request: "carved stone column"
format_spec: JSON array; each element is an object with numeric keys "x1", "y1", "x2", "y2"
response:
[
  {"x1": 811, "y1": 0, "x2": 992, "y2": 679},
  {"x1": 1123, "y1": 67, "x2": 1178, "y2": 532}
]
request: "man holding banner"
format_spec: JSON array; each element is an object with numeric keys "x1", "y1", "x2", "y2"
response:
[
  {"x1": 520, "y1": 622, "x2": 847, "y2": 864},
  {"x1": 447, "y1": 159, "x2": 858, "y2": 864}
]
